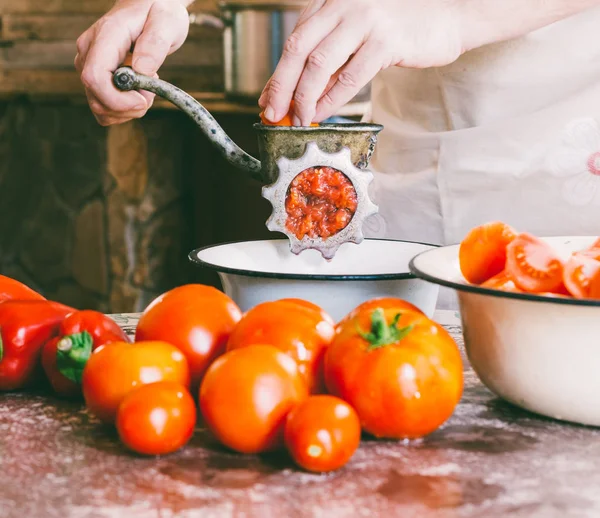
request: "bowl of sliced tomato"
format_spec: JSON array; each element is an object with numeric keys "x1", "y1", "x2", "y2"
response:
[
  {"x1": 409, "y1": 221, "x2": 600, "y2": 427},
  {"x1": 189, "y1": 238, "x2": 439, "y2": 321}
]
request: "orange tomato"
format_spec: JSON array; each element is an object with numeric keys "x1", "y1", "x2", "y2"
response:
[
  {"x1": 505, "y1": 233, "x2": 565, "y2": 293},
  {"x1": 336, "y1": 297, "x2": 424, "y2": 331},
  {"x1": 324, "y1": 307, "x2": 463, "y2": 439},
  {"x1": 480, "y1": 270, "x2": 521, "y2": 292},
  {"x1": 284, "y1": 395, "x2": 361, "y2": 473},
  {"x1": 226, "y1": 300, "x2": 335, "y2": 394},
  {"x1": 116, "y1": 381, "x2": 196, "y2": 456},
  {"x1": 563, "y1": 253, "x2": 600, "y2": 299},
  {"x1": 459, "y1": 221, "x2": 516, "y2": 284},
  {"x1": 82, "y1": 340, "x2": 190, "y2": 424},
  {"x1": 135, "y1": 285, "x2": 242, "y2": 390},
  {"x1": 259, "y1": 100, "x2": 319, "y2": 127},
  {"x1": 199, "y1": 345, "x2": 308, "y2": 454}
]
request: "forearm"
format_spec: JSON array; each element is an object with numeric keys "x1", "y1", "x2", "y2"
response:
[{"x1": 460, "y1": 0, "x2": 600, "y2": 51}]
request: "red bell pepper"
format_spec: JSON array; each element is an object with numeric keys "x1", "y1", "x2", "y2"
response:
[
  {"x1": 41, "y1": 310, "x2": 131, "y2": 398},
  {"x1": 0, "y1": 300, "x2": 75, "y2": 391},
  {"x1": 0, "y1": 275, "x2": 45, "y2": 303}
]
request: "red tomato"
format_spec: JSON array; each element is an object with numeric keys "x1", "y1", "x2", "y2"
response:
[
  {"x1": 135, "y1": 285, "x2": 242, "y2": 390},
  {"x1": 505, "y1": 233, "x2": 565, "y2": 293},
  {"x1": 459, "y1": 221, "x2": 516, "y2": 284},
  {"x1": 199, "y1": 345, "x2": 308, "y2": 454},
  {"x1": 284, "y1": 395, "x2": 361, "y2": 473},
  {"x1": 116, "y1": 381, "x2": 196, "y2": 456},
  {"x1": 226, "y1": 300, "x2": 335, "y2": 394},
  {"x1": 563, "y1": 253, "x2": 600, "y2": 299},
  {"x1": 324, "y1": 307, "x2": 463, "y2": 439},
  {"x1": 279, "y1": 298, "x2": 336, "y2": 325},
  {"x1": 82, "y1": 340, "x2": 190, "y2": 424},
  {"x1": 480, "y1": 271, "x2": 521, "y2": 292},
  {"x1": 336, "y1": 297, "x2": 424, "y2": 331}
]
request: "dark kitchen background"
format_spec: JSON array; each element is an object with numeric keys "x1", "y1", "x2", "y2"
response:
[{"x1": 0, "y1": 0, "x2": 370, "y2": 313}]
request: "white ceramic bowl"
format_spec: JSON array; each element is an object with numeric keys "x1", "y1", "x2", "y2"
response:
[
  {"x1": 410, "y1": 236, "x2": 600, "y2": 427},
  {"x1": 189, "y1": 239, "x2": 439, "y2": 321}
]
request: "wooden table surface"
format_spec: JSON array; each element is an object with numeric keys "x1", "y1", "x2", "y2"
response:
[{"x1": 1, "y1": 311, "x2": 600, "y2": 518}]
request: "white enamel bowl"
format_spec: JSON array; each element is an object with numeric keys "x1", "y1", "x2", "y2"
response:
[
  {"x1": 189, "y1": 239, "x2": 439, "y2": 321},
  {"x1": 410, "y1": 236, "x2": 600, "y2": 427}
]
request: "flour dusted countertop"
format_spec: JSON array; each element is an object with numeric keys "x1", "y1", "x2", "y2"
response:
[{"x1": 1, "y1": 310, "x2": 599, "y2": 518}]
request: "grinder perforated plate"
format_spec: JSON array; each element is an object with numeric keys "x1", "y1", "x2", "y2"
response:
[{"x1": 262, "y1": 141, "x2": 379, "y2": 260}]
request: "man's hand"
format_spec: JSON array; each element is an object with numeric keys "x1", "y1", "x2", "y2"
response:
[
  {"x1": 75, "y1": 0, "x2": 190, "y2": 126},
  {"x1": 258, "y1": 0, "x2": 465, "y2": 126}
]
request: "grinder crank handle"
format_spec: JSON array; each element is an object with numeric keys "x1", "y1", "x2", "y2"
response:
[{"x1": 112, "y1": 67, "x2": 262, "y2": 180}]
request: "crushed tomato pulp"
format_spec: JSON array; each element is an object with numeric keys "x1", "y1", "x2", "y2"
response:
[{"x1": 285, "y1": 166, "x2": 358, "y2": 240}]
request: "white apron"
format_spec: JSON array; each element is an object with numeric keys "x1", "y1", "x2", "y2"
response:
[
  {"x1": 361, "y1": 7, "x2": 600, "y2": 309},
  {"x1": 363, "y1": 6, "x2": 600, "y2": 247}
]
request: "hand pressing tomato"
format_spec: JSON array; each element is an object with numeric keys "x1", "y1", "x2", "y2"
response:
[
  {"x1": 42, "y1": 310, "x2": 131, "y2": 398},
  {"x1": 117, "y1": 381, "x2": 196, "y2": 456},
  {"x1": 459, "y1": 221, "x2": 516, "y2": 284},
  {"x1": 226, "y1": 299, "x2": 335, "y2": 394},
  {"x1": 259, "y1": 100, "x2": 318, "y2": 127},
  {"x1": 199, "y1": 345, "x2": 308, "y2": 454},
  {"x1": 135, "y1": 285, "x2": 242, "y2": 390},
  {"x1": 336, "y1": 297, "x2": 424, "y2": 331},
  {"x1": 505, "y1": 233, "x2": 565, "y2": 293},
  {"x1": 284, "y1": 395, "x2": 361, "y2": 473},
  {"x1": 325, "y1": 307, "x2": 463, "y2": 439},
  {"x1": 82, "y1": 340, "x2": 189, "y2": 424}
]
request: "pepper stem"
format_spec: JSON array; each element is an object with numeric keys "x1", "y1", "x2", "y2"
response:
[
  {"x1": 357, "y1": 308, "x2": 414, "y2": 351},
  {"x1": 56, "y1": 331, "x2": 93, "y2": 384}
]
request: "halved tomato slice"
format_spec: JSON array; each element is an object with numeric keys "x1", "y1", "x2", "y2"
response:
[
  {"x1": 480, "y1": 270, "x2": 521, "y2": 292},
  {"x1": 505, "y1": 233, "x2": 565, "y2": 293},
  {"x1": 562, "y1": 253, "x2": 600, "y2": 299},
  {"x1": 459, "y1": 221, "x2": 517, "y2": 284}
]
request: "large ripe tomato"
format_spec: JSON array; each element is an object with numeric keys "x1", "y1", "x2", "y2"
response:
[
  {"x1": 226, "y1": 300, "x2": 335, "y2": 394},
  {"x1": 324, "y1": 307, "x2": 463, "y2": 439},
  {"x1": 459, "y1": 221, "x2": 516, "y2": 284},
  {"x1": 563, "y1": 253, "x2": 600, "y2": 299},
  {"x1": 116, "y1": 381, "x2": 196, "y2": 456},
  {"x1": 199, "y1": 344, "x2": 308, "y2": 454},
  {"x1": 505, "y1": 233, "x2": 565, "y2": 293},
  {"x1": 82, "y1": 340, "x2": 190, "y2": 424},
  {"x1": 336, "y1": 297, "x2": 424, "y2": 331},
  {"x1": 135, "y1": 285, "x2": 242, "y2": 390},
  {"x1": 284, "y1": 395, "x2": 361, "y2": 473}
]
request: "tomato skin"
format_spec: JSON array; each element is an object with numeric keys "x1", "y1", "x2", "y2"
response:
[
  {"x1": 336, "y1": 297, "x2": 424, "y2": 331},
  {"x1": 284, "y1": 395, "x2": 361, "y2": 473},
  {"x1": 226, "y1": 300, "x2": 335, "y2": 394},
  {"x1": 505, "y1": 233, "x2": 565, "y2": 293},
  {"x1": 325, "y1": 308, "x2": 463, "y2": 439},
  {"x1": 116, "y1": 381, "x2": 196, "y2": 456},
  {"x1": 199, "y1": 344, "x2": 308, "y2": 454},
  {"x1": 82, "y1": 341, "x2": 190, "y2": 424},
  {"x1": 480, "y1": 271, "x2": 521, "y2": 292},
  {"x1": 563, "y1": 253, "x2": 600, "y2": 299},
  {"x1": 459, "y1": 221, "x2": 516, "y2": 284},
  {"x1": 135, "y1": 285, "x2": 242, "y2": 390}
]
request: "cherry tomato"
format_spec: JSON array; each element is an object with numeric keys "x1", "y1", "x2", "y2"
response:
[
  {"x1": 135, "y1": 285, "x2": 242, "y2": 390},
  {"x1": 325, "y1": 307, "x2": 463, "y2": 439},
  {"x1": 259, "y1": 100, "x2": 319, "y2": 127},
  {"x1": 505, "y1": 233, "x2": 565, "y2": 293},
  {"x1": 459, "y1": 221, "x2": 516, "y2": 284},
  {"x1": 116, "y1": 381, "x2": 196, "y2": 456},
  {"x1": 199, "y1": 344, "x2": 308, "y2": 454},
  {"x1": 82, "y1": 340, "x2": 190, "y2": 424},
  {"x1": 226, "y1": 300, "x2": 335, "y2": 394},
  {"x1": 284, "y1": 395, "x2": 361, "y2": 473},
  {"x1": 480, "y1": 270, "x2": 521, "y2": 292},
  {"x1": 336, "y1": 297, "x2": 424, "y2": 331},
  {"x1": 563, "y1": 253, "x2": 600, "y2": 299}
]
